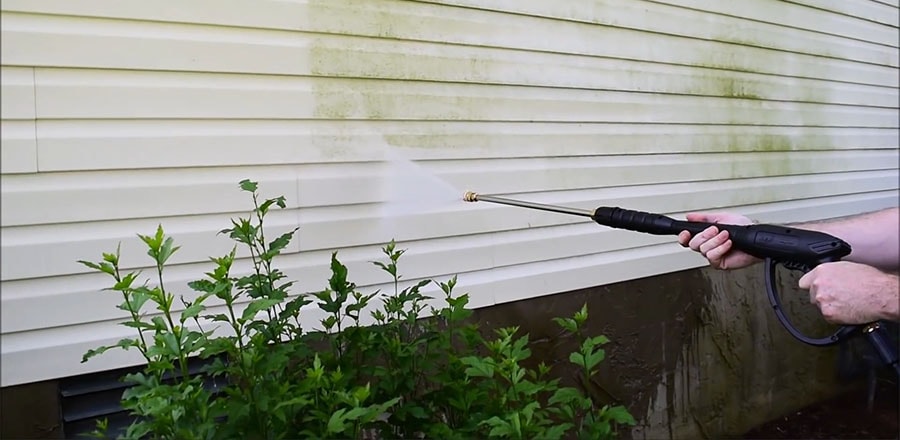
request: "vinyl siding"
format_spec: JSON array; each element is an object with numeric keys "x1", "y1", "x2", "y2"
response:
[{"x1": 1, "y1": 0, "x2": 898, "y2": 387}]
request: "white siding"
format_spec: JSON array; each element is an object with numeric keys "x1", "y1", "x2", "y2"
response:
[{"x1": 1, "y1": 0, "x2": 897, "y2": 386}]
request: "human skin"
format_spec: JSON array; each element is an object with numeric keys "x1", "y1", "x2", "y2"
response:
[{"x1": 676, "y1": 207, "x2": 899, "y2": 324}]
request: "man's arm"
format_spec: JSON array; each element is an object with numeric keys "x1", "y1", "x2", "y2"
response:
[{"x1": 788, "y1": 207, "x2": 899, "y2": 272}]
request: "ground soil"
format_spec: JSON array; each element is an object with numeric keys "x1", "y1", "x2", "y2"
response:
[{"x1": 742, "y1": 379, "x2": 899, "y2": 440}]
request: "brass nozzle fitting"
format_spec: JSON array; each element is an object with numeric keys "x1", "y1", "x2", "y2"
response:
[{"x1": 463, "y1": 191, "x2": 478, "y2": 202}]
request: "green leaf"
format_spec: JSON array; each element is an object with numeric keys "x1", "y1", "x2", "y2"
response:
[
  {"x1": 548, "y1": 387, "x2": 582, "y2": 406},
  {"x1": 157, "y1": 235, "x2": 180, "y2": 266},
  {"x1": 479, "y1": 416, "x2": 511, "y2": 437},
  {"x1": 122, "y1": 321, "x2": 156, "y2": 331},
  {"x1": 460, "y1": 356, "x2": 494, "y2": 378},
  {"x1": 78, "y1": 260, "x2": 116, "y2": 277},
  {"x1": 258, "y1": 196, "x2": 287, "y2": 215},
  {"x1": 151, "y1": 316, "x2": 168, "y2": 331},
  {"x1": 542, "y1": 423, "x2": 574, "y2": 440},
  {"x1": 273, "y1": 396, "x2": 312, "y2": 411},
  {"x1": 328, "y1": 252, "x2": 350, "y2": 292},
  {"x1": 603, "y1": 405, "x2": 636, "y2": 425},
  {"x1": 124, "y1": 421, "x2": 153, "y2": 440},
  {"x1": 239, "y1": 179, "x2": 258, "y2": 193},
  {"x1": 112, "y1": 272, "x2": 140, "y2": 292},
  {"x1": 553, "y1": 317, "x2": 577, "y2": 333},
  {"x1": 82, "y1": 338, "x2": 138, "y2": 363},
  {"x1": 326, "y1": 408, "x2": 349, "y2": 434},
  {"x1": 102, "y1": 248, "x2": 119, "y2": 265},
  {"x1": 205, "y1": 313, "x2": 231, "y2": 323},
  {"x1": 510, "y1": 411, "x2": 522, "y2": 438},
  {"x1": 161, "y1": 332, "x2": 181, "y2": 357},
  {"x1": 341, "y1": 406, "x2": 374, "y2": 423},
  {"x1": 241, "y1": 298, "x2": 282, "y2": 322},
  {"x1": 569, "y1": 352, "x2": 585, "y2": 368},
  {"x1": 574, "y1": 303, "x2": 588, "y2": 324},
  {"x1": 585, "y1": 348, "x2": 606, "y2": 371},
  {"x1": 180, "y1": 302, "x2": 205, "y2": 323},
  {"x1": 262, "y1": 228, "x2": 299, "y2": 260},
  {"x1": 405, "y1": 405, "x2": 428, "y2": 420},
  {"x1": 590, "y1": 335, "x2": 611, "y2": 346}
]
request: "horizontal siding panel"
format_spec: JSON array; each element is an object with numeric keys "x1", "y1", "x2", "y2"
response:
[
  {"x1": 0, "y1": 168, "x2": 299, "y2": 227},
  {"x1": 1, "y1": 67, "x2": 37, "y2": 174},
  {"x1": 0, "y1": 121, "x2": 37, "y2": 174},
  {"x1": 3, "y1": 9, "x2": 898, "y2": 88},
  {"x1": 0, "y1": 66, "x2": 35, "y2": 119},
  {"x1": 784, "y1": 0, "x2": 900, "y2": 28},
  {"x1": 417, "y1": 0, "x2": 899, "y2": 67},
  {"x1": 0, "y1": 210, "x2": 301, "y2": 281},
  {"x1": 2, "y1": 151, "x2": 895, "y2": 228},
  {"x1": 654, "y1": 0, "x2": 899, "y2": 48},
  {"x1": 35, "y1": 122, "x2": 900, "y2": 171},
  {"x1": 872, "y1": 0, "x2": 900, "y2": 8},
  {"x1": 304, "y1": 150, "x2": 898, "y2": 209},
  {"x1": 31, "y1": 71, "x2": 898, "y2": 126},
  {"x1": 2, "y1": 189, "x2": 896, "y2": 385}
]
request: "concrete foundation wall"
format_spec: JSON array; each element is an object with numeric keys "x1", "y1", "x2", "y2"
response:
[{"x1": 472, "y1": 265, "x2": 857, "y2": 439}]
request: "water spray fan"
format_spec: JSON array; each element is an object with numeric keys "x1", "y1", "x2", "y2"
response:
[{"x1": 463, "y1": 191, "x2": 900, "y2": 377}]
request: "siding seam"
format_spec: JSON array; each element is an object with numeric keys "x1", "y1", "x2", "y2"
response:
[{"x1": 31, "y1": 66, "x2": 38, "y2": 172}]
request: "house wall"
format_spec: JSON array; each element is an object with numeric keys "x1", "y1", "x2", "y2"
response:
[{"x1": 2, "y1": 0, "x2": 898, "y2": 392}]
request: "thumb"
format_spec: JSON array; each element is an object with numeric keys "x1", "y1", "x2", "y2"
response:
[
  {"x1": 798, "y1": 270, "x2": 815, "y2": 290},
  {"x1": 685, "y1": 212, "x2": 712, "y2": 222},
  {"x1": 686, "y1": 212, "x2": 728, "y2": 223}
]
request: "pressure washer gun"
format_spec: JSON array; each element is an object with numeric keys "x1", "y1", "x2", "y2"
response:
[{"x1": 463, "y1": 191, "x2": 899, "y2": 376}]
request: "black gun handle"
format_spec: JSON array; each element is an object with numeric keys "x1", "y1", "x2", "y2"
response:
[
  {"x1": 592, "y1": 206, "x2": 706, "y2": 235},
  {"x1": 592, "y1": 206, "x2": 852, "y2": 264}
]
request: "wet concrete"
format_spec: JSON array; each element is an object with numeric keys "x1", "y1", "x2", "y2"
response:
[
  {"x1": 472, "y1": 265, "x2": 852, "y2": 439},
  {"x1": 0, "y1": 380, "x2": 63, "y2": 439}
]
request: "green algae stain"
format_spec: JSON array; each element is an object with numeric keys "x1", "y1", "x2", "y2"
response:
[
  {"x1": 705, "y1": 73, "x2": 763, "y2": 101},
  {"x1": 695, "y1": 50, "x2": 802, "y2": 184},
  {"x1": 307, "y1": 0, "x2": 493, "y2": 157}
]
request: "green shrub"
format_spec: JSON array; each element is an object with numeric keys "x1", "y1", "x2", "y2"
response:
[{"x1": 79, "y1": 180, "x2": 635, "y2": 440}]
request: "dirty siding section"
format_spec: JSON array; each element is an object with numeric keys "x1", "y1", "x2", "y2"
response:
[{"x1": 0, "y1": 0, "x2": 898, "y2": 437}]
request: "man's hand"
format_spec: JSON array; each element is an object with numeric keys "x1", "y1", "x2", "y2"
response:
[
  {"x1": 799, "y1": 261, "x2": 900, "y2": 324},
  {"x1": 677, "y1": 212, "x2": 761, "y2": 270}
]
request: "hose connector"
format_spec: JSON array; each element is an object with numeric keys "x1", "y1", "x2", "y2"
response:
[{"x1": 463, "y1": 191, "x2": 478, "y2": 202}]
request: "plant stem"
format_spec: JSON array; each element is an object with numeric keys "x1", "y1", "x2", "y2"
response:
[
  {"x1": 114, "y1": 265, "x2": 151, "y2": 362},
  {"x1": 157, "y1": 263, "x2": 190, "y2": 381}
]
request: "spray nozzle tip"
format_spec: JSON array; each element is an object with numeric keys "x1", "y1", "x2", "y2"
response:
[{"x1": 463, "y1": 191, "x2": 478, "y2": 202}]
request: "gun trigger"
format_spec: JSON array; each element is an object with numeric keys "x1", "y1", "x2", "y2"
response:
[{"x1": 782, "y1": 261, "x2": 811, "y2": 272}]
